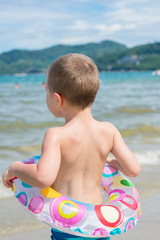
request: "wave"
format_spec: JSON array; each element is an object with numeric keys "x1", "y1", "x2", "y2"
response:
[
  {"x1": 0, "y1": 144, "x2": 41, "y2": 153},
  {"x1": 0, "y1": 182, "x2": 13, "y2": 199},
  {"x1": 120, "y1": 124, "x2": 160, "y2": 138},
  {"x1": 115, "y1": 106, "x2": 156, "y2": 114},
  {"x1": 0, "y1": 119, "x2": 61, "y2": 133},
  {"x1": 134, "y1": 149, "x2": 160, "y2": 166}
]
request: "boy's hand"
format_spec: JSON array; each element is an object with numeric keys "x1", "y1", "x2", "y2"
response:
[
  {"x1": 106, "y1": 158, "x2": 122, "y2": 172},
  {"x1": 2, "y1": 167, "x2": 15, "y2": 188}
]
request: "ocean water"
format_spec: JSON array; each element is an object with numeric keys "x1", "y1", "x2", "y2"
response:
[{"x1": 0, "y1": 72, "x2": 160, "y2": 236}]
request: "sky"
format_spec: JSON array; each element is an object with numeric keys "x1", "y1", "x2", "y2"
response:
[{"x1": 0, "y1": 0, "x2": 160, "y2": 53}]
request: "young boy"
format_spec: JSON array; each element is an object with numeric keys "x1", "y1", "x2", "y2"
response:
[{"x1": 2, "y1": 53, "x2": 140, "y2": 239}]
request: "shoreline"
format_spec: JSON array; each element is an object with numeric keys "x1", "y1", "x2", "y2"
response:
[
  {"x1": 1, "y1": 193, "x2": 160, "y2": 240},
  {"x1": 0, "y1": 70, "x2": 156, "y2": 77}
]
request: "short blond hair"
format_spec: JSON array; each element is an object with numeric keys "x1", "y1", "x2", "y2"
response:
[{"x1": 47, "y1": 53, "x2": 99, "y2": 109}]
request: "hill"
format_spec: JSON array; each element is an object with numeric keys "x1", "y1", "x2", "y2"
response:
[
  {"x1": 0, "y1": 41, "x2": 160, "y2": 74},
  {"x1": 0, "y1": 40, "x2": 127, "y2": 75},
  {"x1": 95, "y1": 42, "x2": 160, "y2": 71}
]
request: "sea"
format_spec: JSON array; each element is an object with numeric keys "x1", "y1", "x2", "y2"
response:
[{"x1": 0, "y1": 71, "x2": 160, "y2": 237}]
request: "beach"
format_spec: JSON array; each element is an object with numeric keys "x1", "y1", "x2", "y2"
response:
[{"x1": 0, "y1": 71, "x2": 160, "y2": 239}]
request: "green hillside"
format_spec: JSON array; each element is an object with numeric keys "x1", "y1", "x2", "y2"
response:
[
  {"x1": 0, "y1": 40, "x2": 127, "y2": 75},
  {"x1": 95, "y1": 42, "x2": 160, "y2": 71},
  {"x1": 0, "y1": 41, "x2": 160, "y2": 74}
]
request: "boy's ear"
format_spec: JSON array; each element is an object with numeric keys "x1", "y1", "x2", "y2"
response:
[{"x1": 54, "y1": 92, "x2": 63, "y2": 106}]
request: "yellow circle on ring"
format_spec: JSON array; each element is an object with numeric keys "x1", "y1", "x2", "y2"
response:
[
  {"x1": 139, "y1": 206, "x2": 141, "y2": 215},
  {"x1": 58, "y1": 200, "x2": 78, "y2": 219},
  {"x1": 109, "y1": 194, "x2": 118, "y2": 202}
]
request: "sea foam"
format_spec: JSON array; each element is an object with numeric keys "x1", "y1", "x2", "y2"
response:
[
  {"x1": 135, "y1": 149, "x2": 160, "y2": 166},
  {"x1": 0, "y1": 182, "x2": 13, "y2": 199}
]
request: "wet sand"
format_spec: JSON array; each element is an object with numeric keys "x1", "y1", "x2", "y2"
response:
[{"x1": 1, "y1": 193, "x2": 160, "y2": 240}]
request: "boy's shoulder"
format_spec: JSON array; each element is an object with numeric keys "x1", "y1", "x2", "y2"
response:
[
  {"x1": 45, "y1": 126, "x2": 64, "y2": 137},
  {"x1": 45, "y1": 125, "x2": 70, "y2": 141},
  {"x1": 46, "y1": 122, "x2": 117, "y2": 133},
  {"x1": 97, "y1": 121, "x2": 117, "y2": 133},
  {"x1": 45, "y1": 122, "x2": 118, "y2": 143}
]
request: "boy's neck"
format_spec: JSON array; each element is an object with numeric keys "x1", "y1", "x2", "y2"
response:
[{"x1": 64, "y1": 106, "x2": 93, "y2": 124}]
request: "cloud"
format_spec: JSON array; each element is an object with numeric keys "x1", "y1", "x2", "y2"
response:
[
  {"x1": 69, "y1": 20, "x2": 91, "y2": 30},
  {"x1": 0, "y1": 2, "x2": 73, "y2": 23},
  {"x1": 0, "y1": 0, "x2": 160, "y2": 52},
  {"x1": 60, "y1": 35, "x2": 92, "y2": 45},
  {"x1": 95, "y1": 24, "x2": 122, "y2": 33},
  {"x1": 104, "y1": 0, "x2": 160, "y2": 27}
]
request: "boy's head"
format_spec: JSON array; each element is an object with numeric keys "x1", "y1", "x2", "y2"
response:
[{"x1": 47, "y1": 53, "x2": 99, "y2": 109}]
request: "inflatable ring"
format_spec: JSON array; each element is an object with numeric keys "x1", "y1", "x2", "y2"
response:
[{"x1": 12, "y1": 156, "x2": 141, "y2": 237}]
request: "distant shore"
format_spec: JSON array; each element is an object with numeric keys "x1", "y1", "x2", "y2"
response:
[
  {"x1": 0, "y1": 69, "x2": 159, "y2": 77},
  {"x1": 0, "y1": 40, "x2": 159, "y2": 75}
]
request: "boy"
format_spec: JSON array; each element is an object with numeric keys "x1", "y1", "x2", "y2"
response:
[{"x1": 2, "y1": 54, "x2": 140, "y2": 239}]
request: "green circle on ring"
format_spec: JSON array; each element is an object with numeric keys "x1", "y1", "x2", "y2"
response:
[{"x1": 120, "y1": 179, "x2": 134, "y2": 187}]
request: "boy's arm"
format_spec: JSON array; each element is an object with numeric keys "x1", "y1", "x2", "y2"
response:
[
  {"x1": 2, "y1": 129, "x2": 61, "y2": 188},
  {"x1": 108, "y1": 125, "x2": 140, "y2": 177}
]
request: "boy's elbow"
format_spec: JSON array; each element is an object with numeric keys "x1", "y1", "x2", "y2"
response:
[
  {"x1": 130, "y1": 165, "x2": 141, "y2": 178},
  {"x1": 35, "y1": 181, "x2": 50, "y2": 189},
  {"x1": 35, "y1": 174, "x2": 54, "y2": 189},
  {"x1": 38, "y1": 178, "x2": 54, "y2": 189}
]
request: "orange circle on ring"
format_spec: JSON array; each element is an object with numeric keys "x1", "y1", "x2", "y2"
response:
[
  {"x1": 12, "y1": 183, "x2": 16, "y2": 193},
  {"x1": 41, "y1": 187, "x2": 62, "y2": 198}
]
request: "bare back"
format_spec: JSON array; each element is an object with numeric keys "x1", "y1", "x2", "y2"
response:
[{"x1": 51, "y1": 119, "x2": 113, "y2": 204}]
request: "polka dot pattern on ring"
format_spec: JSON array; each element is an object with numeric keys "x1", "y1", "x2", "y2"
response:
[
  {"x1": 108, "y1": 189, "x2": 126, "y2": 202},
  {"x1": 50, "y1": 196, "x2": 86, "y2": 227},
  {"x1": 28, "y1": 196, "x2": 44, "y2": 214},
  {"x1": 95, "y1": 205, "x2": 123, "y2": 228},
  {"x1": 12, "y1": 183, "x2": 16, "y2": 193},
  {"x1": 103, "y1": 165, "x2": 118, "y2": 177},
  {"x1": 12, "y1": 155, "x2": 141, "y2": 237},
  {"x1": 120, "y1": 179, "x2": 134, "y2": 187},
  {"x1": 41, "y1": 187, "x2": 62, "y2": 198},
  {"x1": 93, "y1": 228, "x2": 109, "y2": 236},
  {"x1": 16, "y1": 192, "x2": 28, "y2": 206},
  {"x1": 124, "y1": 218, "x2": 135, "y2": 232}
]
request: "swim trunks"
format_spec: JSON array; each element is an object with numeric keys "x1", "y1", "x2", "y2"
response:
[{"x1": 51, "y1": 228, "x2": 110, "y2": 240}]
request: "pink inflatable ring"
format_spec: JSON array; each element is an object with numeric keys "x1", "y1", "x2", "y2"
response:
[{"x1": 12, "y1": 155, "x2": 141, "y2": 238}]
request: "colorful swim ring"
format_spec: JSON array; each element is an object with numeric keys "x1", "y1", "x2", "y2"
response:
[{"x1": 12, "y1": 156, "x2": 141, "y2": 238}]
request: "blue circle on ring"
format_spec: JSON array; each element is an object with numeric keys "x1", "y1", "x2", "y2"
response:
[
  {"x1": 102, "y1": 164, "x2": 119, "y2": 177},
  {"x1": 110, "y1": 228, "x2": 121, "y2": 235},
  {"x1": 16, "y1": 192, "x2": 28, "y2": 206},
  {"x1": 22, "y1": 181, "x2": 33, "y2": 188},
  {"x1": 124, "y1": 217, "x2": 135, "y2": 232},
  {"x1": 102, "y1": 171, "x2": 118, "y2": 177}
]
